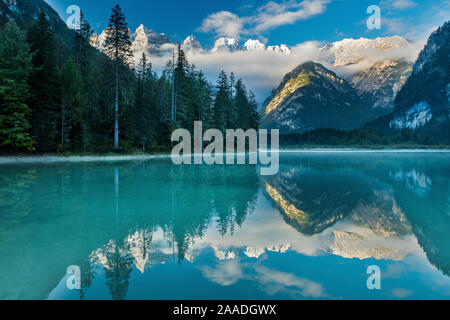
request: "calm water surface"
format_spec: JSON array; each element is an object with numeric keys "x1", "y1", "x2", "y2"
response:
[{"x1": 0, "y1": 152, "x2": 449, "y2": 300}]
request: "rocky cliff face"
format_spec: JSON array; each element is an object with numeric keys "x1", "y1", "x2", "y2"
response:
[
  {"x1": 261, "y1": 36, "x2": 419, "y2": 133},
  {"x1": 349, "y1": 59, "x2": 412, "y2": 116},
  {"x1": 388, "y1": 21, "x2": 450, "y2": 131},
  {"x1": 320, "y1": 36, "x2": 414, "y2": 113},
  {"x1": 0, "y1": 0, "x2": 75, "y2": 45},
  {"x1": 90, "y1": 24, "x2": 178, "y2": 64},
  {"x1": 261, "y1": 61, "x2": 371, "y2": 133}
]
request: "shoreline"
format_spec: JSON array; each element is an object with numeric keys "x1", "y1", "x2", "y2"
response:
[
  {"x1": 1, "y1": 148, "x2": 450, "y2": 164},
  {"x1": 0, "y1": 154, "x2": 170, "y2": 165}
]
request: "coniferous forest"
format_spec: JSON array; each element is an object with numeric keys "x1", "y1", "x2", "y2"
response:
[{"x1": 0, "y1": 4, "x2": 259, "y2": 154}]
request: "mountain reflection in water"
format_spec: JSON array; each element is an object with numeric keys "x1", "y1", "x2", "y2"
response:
[{"x1": 0, "y1": 152, "x2": 448, "y2": 300}]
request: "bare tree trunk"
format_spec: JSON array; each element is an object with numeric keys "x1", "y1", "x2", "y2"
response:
[
  {"x1": 114, "y1": 63, "x2": 119, "y2": 150},
  {"x1": 61, "y1": 100, "x2": 65, "y2": 146}
]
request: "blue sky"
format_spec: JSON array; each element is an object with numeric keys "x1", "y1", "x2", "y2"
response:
[
  {"x1": 44, "y1": 0, "x2": 449, "y2": 102},
  {"x1": 46, "y1": 0, "x2": 450, "y2": 47}
]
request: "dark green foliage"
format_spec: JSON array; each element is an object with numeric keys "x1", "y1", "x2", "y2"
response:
[
  {"x1": 133, "y1": 53, "x2": 157, "y2": 151},
  {"x1": 104, "y1": 5, "x2": 132, "y2": 66},
  {"x1": 27, "y1": 12, "x2": 61, "y2": 151},
  {"x1": 73, "y1": 11, "x2": 93, "y2": 77},
  {"x1": 367, "y1": 20, "x2": 450, "y2": 145},
  {"x1": 173, "y1": 44, "x2": 192, "y2": 129},
  {"x1": 104, "y1": 4, "x2": 132, "y2": 150},
  {"x1": 213, "y1": 71, "x2": 231, "y2": 133},
  {"x1": 0, "y1": 4, "x2": 263, "y2": 154},
  {"x1": 0, "y1": 22, "x2": 33, "y2": 151},
  {"x1": 60, "y1": 57, "x2": 87, "y2": 150},
  {"x1": 232, "y1": 79, "x2": 259, "y2": 130},
  {"x1": 280, "y1": 126, "x2": 450, "y2": 147},
  {"x1": 0, "y1": 0, "x2": 76, "y2": 47},
  {"x1": 394, "y1": 21, "x2": 450, "y2": 116}
]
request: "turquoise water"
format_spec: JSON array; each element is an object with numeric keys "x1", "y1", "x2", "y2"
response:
[{"x1": 0, "y1": 152, "x2": 449, "y2": 300}]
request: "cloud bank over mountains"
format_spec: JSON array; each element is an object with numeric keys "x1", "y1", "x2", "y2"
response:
[
  {"x1": 89, "y1": 0, "x2": 443, "y2": 103},
  {"x1": 146, "y1": 36, "x2": 424, "y2": 103}
]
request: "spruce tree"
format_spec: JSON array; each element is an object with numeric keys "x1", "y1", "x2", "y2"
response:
[
  {"x1": 213, "y1": 71, "x2": 231, "y2": 133},
  {"x1": 248, "y1": 90, "x2": 260, "y2": 130},
  {"x1": 27, "y1": 12, "x2": 61, "y2": 151},
  {"x1": 174, "y1": 44, "x2": 192, "y2": 130},
  {"x1": 60, "y1": 58, "x2": 87, "y2": 149},
  {"x1": 233, "y1": 78, "x2": 249, "y2": 129},
  {"x1": 74, "y1": 10, "x2": 93, "y2": 77},
  {"x1": 90, "y1": 55, "x2": 115, "y2": 152},
  {"x1": 0, "y1": 22, "x2": 33, "y2": 151},
  {"x1": 133, "y1": 53, "x2": 154, "y2": 151},
  {"x1": 104, "y1": 4, "x2": 132, "y2": 150}
]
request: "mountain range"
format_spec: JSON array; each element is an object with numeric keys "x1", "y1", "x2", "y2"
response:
[
  {"x1": 262, "y1": 26, "x2": 450, "y2": 137},
  {"x1": 261, "y1": 61, "x2": 372, "y2": 132},
  {"x1": 385, "y1": 21, "x2": 450, "y2": 132},
  {"x1": 261, "y1": 35, "x2": 420, "y2": 133},
  {"x1": 90, "y1": 24, "x2": 293, "y2": 64},
  {"x1": 91, "y1": 23, "x2": 419, "y2": 132},
  {"x1": 3, "y1": 0, "x2": 448, "y2": 140}
]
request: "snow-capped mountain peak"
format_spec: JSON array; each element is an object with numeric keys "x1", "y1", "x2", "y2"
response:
[
  {"x1": 183, "y1": 35, "x2": 201, "y2": 51},
  {"x1": 211, "y1": 37, "x2": 240, "y2": 52},
  {"x1": 267, "y1": 44, "x2": 291, "y2": 54},
  {"x1": 136, "y1": 23, "x2": 146, "y2": 31},
  {"x1": 244, "y1": 39, "x2": 266, "y2": 51},
  {"x1": 320, "y1": 35, "x2": 411, "y2": 66}
]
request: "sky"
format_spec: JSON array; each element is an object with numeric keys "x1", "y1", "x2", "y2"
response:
[
  {"x1": 45, "y1": 0, "x2": 450, "y2": 45},
  {"x1": 45, "y1": 0, "x2": 450, "y2": 102}
]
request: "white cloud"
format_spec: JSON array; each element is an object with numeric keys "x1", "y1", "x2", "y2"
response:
[
  {"x1": 251, "y1": 0, "x2": 331, "y2": 33},
  {"x1": 197, "y1": 0, "x2": 331, "y2": 38},
  {"x1": 197, "y1": 11, "x2": 244, "y2": 39},
  {"x1": 200, "y1": 259, "x2": 327, "y2": 298},
  {"x1": 391, "y1": 0, "x2": 418, "y2": 10},
  {"x1": 200, "y1": 259, "x2": 243, "y2": 286},
  {"x1": 391, "y1": 288, "x2": 414, "y2": 298},
  {"x1": 380, "y1": 0, "x2": 418, "y2": 10},
  {"x1": 149, "y1": 38, "x2": 423, "y2": 104}
]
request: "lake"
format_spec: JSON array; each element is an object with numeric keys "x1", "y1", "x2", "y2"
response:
[{"x1": 0, "y1": 151, "x2": 449, "y2": 300}]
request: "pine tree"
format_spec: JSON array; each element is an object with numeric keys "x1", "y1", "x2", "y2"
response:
[
  {"x1": 60, "y1": 58, "x2": 87, "y2": 149},
  {"x1": 133, "y1": 53, "x2": 155, "y2": 151},
  {"x1": 104, "y1": 4, "x2": 132, "y2": 150},
  {"x1": 213, "y1": 71, "x2": 231, "y2": 133},
  {"x1": 154, "y1": 72, "x2": 172, "y2": 146},
  {"x1": 248, "y1": 90, "x2": 260, "y2": 130},
  {"x1": 174, "y1": 44, "x2": 192, "y2": 130},
  {"x1": 90, "y1": 55, "x2": 115, "y2": 152},
  {"x1": 233, "y1": 78, "x2": 249, "y2": 129},
  {"x1": 27, "y1": 12, "x2": 61, "y2": 151},
  {"x1": 193, "y1": 70, "x2": 214, "y2": 130},
  {"x1": 0, "y1": 22, "x2": 33, "y2": 151},
  {"x1": 74, "y1": 10, "x2": 93, "y2": 77},
  {"x1": 232, "y1": 79, "x2": 259, "y2": 130}
]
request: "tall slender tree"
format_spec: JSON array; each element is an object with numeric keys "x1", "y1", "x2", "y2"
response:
[
  {"x1": 104, "y1": 4, "x2": 132, "y2": 150},
  {"x1": 213, "y1": 71, "x2": 231, "y2": 133},
  {"x1": 74, "y1": 10, "x2": 93, "y2": 77},
  {"x1": 0, "y1": 22, "x2": 34, "y2": 151},
  {"x1": 247, "y1": 90, "x2": 260, "y2": 130},
  {"x1": 174, "y1": 44, "x2": 191, "y2": 129},
  {"x1": 233, "y1": 78, "x2": 249, "y2": 129},
  {"x1": 133, "y1": 53, "x2": 155, "y2": 151}
]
